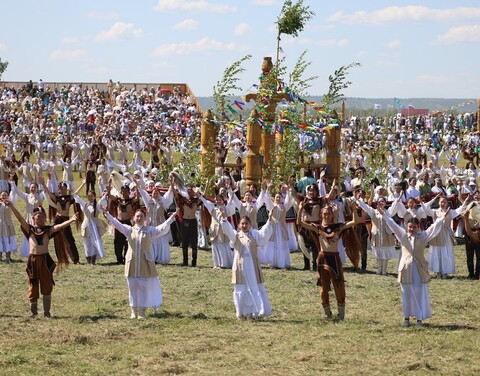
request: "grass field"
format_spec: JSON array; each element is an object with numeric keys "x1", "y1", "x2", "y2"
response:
[{"x1": 0, "y1": 170, "x2": 479, "y2": 375}]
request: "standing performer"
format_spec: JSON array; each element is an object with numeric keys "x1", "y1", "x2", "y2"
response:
[
  {"x1": 73, "y1": 180, "x2": 107, "y2": 265},
  {"x1": 7, "y1": 202, "x2": 78, "y2": 318},
  {"x1": 303, "y1": 206, "x2": 358, "y2": 321},
  {"x1": 105, "y1": 208, "x2": 179, "y2": 319},
  {"x1": 137, "y1": 177, "x2": 174, "y2": 264},
  {"x1": 9, "y1": 179, "x2": 45, "y2": 257},
  {"x1": 107, "y1": 179, "x2": 140, "y2": 265},
  {"x1": 221, "y1": 215, "x2": 273, "y2": 319},
  {"x1": 40, "y1": 177, "x2": 80, "y2": 265},
  {"x1": 377, "y1": 207, "x2": 450, "y2": 327},
  {"x1": 0, "y1": 190, "x2": 17, "y2": 263}
]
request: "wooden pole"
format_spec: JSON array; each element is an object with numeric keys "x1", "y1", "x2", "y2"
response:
[
  {"x1": 200, "y1": 109, "x2": 216, "y2": 195},
  {"x1": 478, "y1": 97, "x2": 480, "y2": 133},
  {"x1": 245, "y1": 109, "x2": 263, "y2": 187}
]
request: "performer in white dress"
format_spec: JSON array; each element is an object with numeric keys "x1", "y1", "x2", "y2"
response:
[
  {"x1": 73, "y1": 181, "x2": 107, "y2": 265},
  {"x1": 200, "y1": 192, "x2": 235, "y2": 269},
  {"x1": 137, "y1": 179, "x2": 174, "y2": 264},
  {"x1": 221, "y1": 215, "x2": 273, "y2": 320},
  {"x1": 105, "y1": 208, "x2": 179, "y2": 319},
  {"x1": 0, "y1": 190, "x2": 17, "y2": 263},
  {"x1": 9, "y1": 180, "x2": 45, "y2": 257},
  {"x1": 378, "y1": 208, "x2": 449, "y2": 327},
  {"x1": 263, "y1": 180, "x2": 295, "y2": 269},
  {"x1": 356, "y1": 193, "x2": 398, "y2": 275},
  {"x1": 421, "y1": 194, "x2": 466, "y2": 278}
]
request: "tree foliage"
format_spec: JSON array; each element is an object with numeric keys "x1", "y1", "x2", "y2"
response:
[
  {"x1": 0, "y1": 58, "x2": 8, "y2": 80},
  {"x1": 275, "y1": 0, "x2": 314, "y2": 65},
  {"x1": 212, "y1": 54, "x2": 252, "y2": 117},
  {"x1": 322, "y1": 62, "x2": 361, "y2": 109}
]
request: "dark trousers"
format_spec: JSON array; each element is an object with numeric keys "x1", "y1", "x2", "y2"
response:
[
  {"x1": 114, "y1": 219, "x2": 131, "y2": 264},
  {"x1": 181, "y1": 218, "x2": 198, "y2": 266},
  {"x1": 465, "y1": 236, "x2": 480, "y2": 278},
  {"x1": 300, "y1": 228, "x2": 319, "y2": 271}
]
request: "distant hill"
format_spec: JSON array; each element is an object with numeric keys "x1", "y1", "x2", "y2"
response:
[{"x1": 196, "y1": 97, "x2": 478, "y2": 114}]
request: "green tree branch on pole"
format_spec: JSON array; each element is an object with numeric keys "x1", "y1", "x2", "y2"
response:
[
  {"x1": 213, "y1": 54, "x2": 252, "y2": 119},
  {"x1": 275, "y1": 0, "x2": 314, "y2": 68}
]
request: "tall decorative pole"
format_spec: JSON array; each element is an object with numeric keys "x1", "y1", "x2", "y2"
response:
[
  {"x1": 245, "y1": 57, "x2": 289, "y2": 179},
  {"x1": 245, "y1": 109, "x2": 262, "y2": 187},
  {"x1": 201, "y1": 109, "x2": 216, "y2": 195},
  {"x1": 325, "y1": 112, "x2": 341, "y2": 185}
]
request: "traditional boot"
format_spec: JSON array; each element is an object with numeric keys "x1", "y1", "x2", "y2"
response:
[
  {"x1": 0, "y1": 253, "x2": 2, "y2": 262},
  {"x1": 338, "y1": 306, "x2": 345, "y2": 321},
  {"x1": 6, "y1": 252, "x2": 11, "y2": 264},
  {"x1": 91, "y1": 255, "x2": 96, "y2": 265},
  {"x1": 30, "y1": 301, "x2": 38, "y2": 317},
  {"x1": 130, "y1": 307, "x2": 138, "y2": 319},
  {"x1": 137, "y1": 307, "x2": 146, "y2": 319},
  {"x1": 43, "y1": 295, "x2": 52, "y2": 318},
  {"x1": 323, "y1": 306, "x2": 333, "y2": 319}
]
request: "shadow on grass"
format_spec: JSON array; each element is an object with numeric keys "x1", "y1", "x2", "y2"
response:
[
  {"x1": 77, "y1": 314, "x2": 119, "y2": 322},
  {"x1": 424, "y1": 323, "x2": 478, "y2": 331}
]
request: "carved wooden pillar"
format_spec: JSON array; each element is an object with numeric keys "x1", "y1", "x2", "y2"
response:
[
  {"x1": 246, "y1": 109, "x2": 262, "y2": 187},
  {"x1": 201, "y1": 109, "x2": 215, "y2": 194}
]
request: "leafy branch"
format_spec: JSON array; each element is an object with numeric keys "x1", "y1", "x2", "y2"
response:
[
  {"x1": 212, "y1": 54, "x2": 252, "y2": 117},
  {"x1": 0, "y1": 58, "x2": 8, "y2": 80},
  {"x1": 322, "y1": 62, "x2": 361, "y2": 109}
]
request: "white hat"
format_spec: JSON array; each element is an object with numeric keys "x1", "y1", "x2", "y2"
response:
[
  {"x1": 133, "y1": 170, "x2": 141, "y2": 176},
  {"x1": 151, "y1": 168, "x2": 158, "y2": 174},
  {"x1": 155, "y1": 182, "x2": 163, "y2": 189}
]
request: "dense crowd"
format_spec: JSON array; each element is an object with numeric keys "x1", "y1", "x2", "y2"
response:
[{"x1": 0, "y1": 80, "x2": 479, "y2": 325}]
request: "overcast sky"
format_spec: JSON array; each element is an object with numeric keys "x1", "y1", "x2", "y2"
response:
[{"x1": 1, "y1": 0, "x2": 479, "y2": 99}]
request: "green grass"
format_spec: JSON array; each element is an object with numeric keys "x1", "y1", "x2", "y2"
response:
[{"x1": 1, "y1": 164, "x2": 479, "y2": 375}]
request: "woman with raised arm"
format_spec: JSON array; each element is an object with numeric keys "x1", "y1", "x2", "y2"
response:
[
  {"x1": 420, "y1": 194, "x2": 466, "y2": 279},
  {"x1": 221, "y1": 214, "x2": 273, "y2": 320},
  {"x1": 262, "y1": 178, "x2": 296, "y2": 269},
  {"x1": 73, "y1": 180, "x2": 107, "y2": 265},
  {"x1": 7, "y1": 201, "x2": 78, "y2": 318},
  {"x1": 8, "y1": 177, "x2": 45, "y2": 257},
  {"x1": 0, "y1": 190, "x2": 17, "y2": 263},
  {"x1": 355, "y1": 185, "x2": 398, "y2": 276},
  {"x1": 374, "y1": 206, "x2": 450, "y2": 327},
  {"x1": 104, "y1": 207, "x2": 179, "y2": 319}
]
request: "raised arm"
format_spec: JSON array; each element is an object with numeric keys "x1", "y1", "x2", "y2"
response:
[
  {"x1": 51, "y1": 213, "x2": 80, "y2": 234},
  {"x1": 5, "y1": 201, "x2": 30, "y2": 235}
]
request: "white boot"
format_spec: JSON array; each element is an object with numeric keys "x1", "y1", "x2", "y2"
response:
[
  {"x1": 130, "y1": 307, "x2": 138, "y2": 319},
  {"x1": 382, "y1": 260, "x2": 388, "y2": 275}
]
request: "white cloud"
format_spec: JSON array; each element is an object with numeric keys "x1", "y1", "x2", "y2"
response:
[
  {"x1": 356, "y1": 50, "x2": 367, "y2": 58},
  {"x1": 234, "y1": 23, "x2": 251, "y2": 36},
  {"x1": 174, "y1": 19, "x2": 200, "y2": 30},
  {"x1": 152, "y1": 37, "x2": 237, "y2": 56},
  {"x1": 415, "y1": 74, "x2": 448, "y2": 84},
  {"x1": 62, "y1": 36, "x2": 79, "y2": 45},
  {"x1": 328, "y1": 6, "x2": 480, "y2": 25},
  {"x1": 387, "y1": 39, "x2": 402, "y2": 49},
  {"x1": 0, "y1": 43, "x2": 6, "y2": 52},
  {"x1": 153, "y1": 0, "x2": 236, "y2": 13},
  {"x1": 85, "y1": 11, "x2": 119, "y2": 20},
  {"x1": 437, "y1": 25, "x2": 480, "y2": 44},
  {"x1": 49, "y1": 49, "x2": 88, "y2": 61},
  {"x1": 250, "y1": 0, "x2": 279, "y2": 5},
  {"x1": 94, "y1": 22, "x2": 143, "y2": 42},
  {"x1": 316, "y1": 38, "x2": 349, "y2": 47},
  {"x1": 375, "y1": 60, "x2": 400, "y2": 68}
]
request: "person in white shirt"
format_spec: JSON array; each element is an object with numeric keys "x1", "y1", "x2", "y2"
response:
[{"x1": 405, "y1": 177, "x2": 420, "y2": 200}]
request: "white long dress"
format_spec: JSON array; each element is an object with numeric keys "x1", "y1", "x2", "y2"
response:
[
  {"x1": 0, "y1": 202, "x2": 17, "y2": 254},
  {"x1": 383, "y1": 215, "x2": 445, "y2": 320},
  {"x1": 263, "y1": 191, "x2": 294, "y2": 269},
  {"x1": 9, "y1": 183, "x2": 44, "y2": 257},
  {"x1": 221, "y1": 219, "x2": 273, "y2": 318},
  {"x1": 73, "y1": 193, "x2": 106, "y2": 259},
  {"x1": 106, "y1": 213, "x2": 176, "y2": 309},
  {"x1": 139, "y1": 188, "x2": 174, "y2": 264},
  {"x1": 421, "y1": 201, "x2": 463, "y2": 275},
  {"x1": 200, "y1": 196, "x2": 235, "y2": 268}
]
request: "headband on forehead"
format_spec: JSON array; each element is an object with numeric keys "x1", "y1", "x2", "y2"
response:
[{"x1": 58, "y1": 182, "x2": 68, "y2": 189}]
